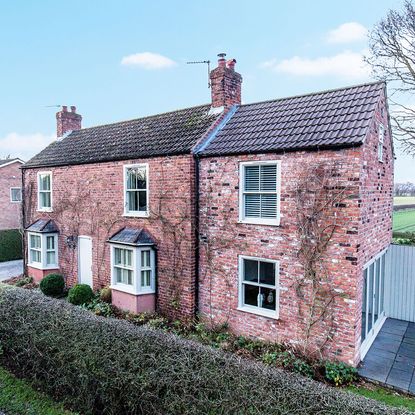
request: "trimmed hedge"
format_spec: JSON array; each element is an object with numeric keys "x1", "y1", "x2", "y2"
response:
[
  {"x1": 0, "y1": 229, "x2": 23, "y2": 262},
  {"x1": 0, "y1": 286, "x2": 406, "y2": 415}
]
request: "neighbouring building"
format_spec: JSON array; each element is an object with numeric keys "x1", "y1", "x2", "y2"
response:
[
  {"x1": 0, "y1": 158, "x2": 24, "y2": 230},
  {"x1": 22, "y1": 54, "x2": 393, "y2": 365}
]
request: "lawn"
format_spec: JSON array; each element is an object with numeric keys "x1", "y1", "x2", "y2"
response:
[
  {"x1": 348, "y1": 384, "x2": 415, "y2": 413},
  {"x1": 0, "y1": 366, "x2": 77, "y2": 415},
  {"x1": 394, "y1": 196, "x2": 415, "y2": 206},
  {"x1": 393, "y1": 209, "x2": 415, "y2": 232}
]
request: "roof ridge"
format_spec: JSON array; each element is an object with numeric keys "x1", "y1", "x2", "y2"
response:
[
  {"x1": 239, "y1": 81, "x2": 385, "y2": 108},
  {"x1": 68, "y1": 103, "x2": 212, "y2": 135}
]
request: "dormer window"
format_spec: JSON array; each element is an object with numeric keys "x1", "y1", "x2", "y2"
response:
[{"x1": 378, "y1": 124, "x2": 385, "y2": 162}]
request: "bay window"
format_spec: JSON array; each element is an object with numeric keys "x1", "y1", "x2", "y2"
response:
[
  {"x1": 238, "y1": 256, "x2": 279, "y2": 318},
  {"x1": 27, "y1": 232, "x2": 59, "y2": 269}
]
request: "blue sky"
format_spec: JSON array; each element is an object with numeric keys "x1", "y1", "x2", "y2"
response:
[{"x1": 0, "y1": 0, "x2": 413, "y2": 182}]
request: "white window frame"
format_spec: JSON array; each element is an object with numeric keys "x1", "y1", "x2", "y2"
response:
[
  {"x1": 37, "y1": 171, "x2": 53, "y2": 212},
  {"x1": 239, "y1": 160, "x2": 281, "y2": 226},
  {"x1": 27, "y1": 232, "x2": 59, "y2": 270},
  {"x1": 10, "y1": 187, "x2": 22, "y2": 203},
  {"x1": 378, "y1": 123, "x2": 385, "y2": 162},
  {"x1": 237, "y1": 255, "x2": 280, "y2": 319},
  {"x1": 123, "y1": 164, "x2": 149, "y2": 217},
  {"x1": 110, "y1": 243, "x2": 155, "y2": 295}
]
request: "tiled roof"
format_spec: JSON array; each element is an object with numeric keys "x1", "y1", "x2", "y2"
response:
[
  {"x1": 108, "y1": 227, "x2": 155, "y2": 246},
  {"x1": 0, "y1": 158, "x2": 24, "y2": 167},
  {"x1": 200, "y1": 82, "x2": 385, "y2": 156},
  {"x1": 24, "y1": 105, "x2": 218, "y2": 169},
  {"x1": 26, "y1": 219, "x2": 59, "y2": 233}
]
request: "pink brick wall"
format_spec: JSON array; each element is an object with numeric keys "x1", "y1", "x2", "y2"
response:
[
  {"x1": 23, "y1": 155, "x2": 197, "y2": 319},
  {"x1": 0, "y1": 161, "x2": 22, "y2": 230}
]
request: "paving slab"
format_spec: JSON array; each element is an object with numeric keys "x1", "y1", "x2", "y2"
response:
[{"x1": 359, "y1": 318, "x2": 415, "y2": 394}]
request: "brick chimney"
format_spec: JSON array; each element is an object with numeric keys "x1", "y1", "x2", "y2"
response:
[
  {"x1": 56, "y1": 105, "x2": 82, "y2": 137},
  {"x1": 210, "y1": 53, "x2": 242, "y2": 109}
]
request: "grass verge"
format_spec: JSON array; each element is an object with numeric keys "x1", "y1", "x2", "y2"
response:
[
  {"x1": 348, "y1": 384, "x2": 415, "y2": 412},
  {"x1": 0, "y1": 366, "x2": 77, "y2": 415}
]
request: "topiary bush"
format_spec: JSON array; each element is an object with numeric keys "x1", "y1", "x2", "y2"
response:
[
  {"x1": 0, "y1": 285, "x2": 404, "y2": 415},
  {"x1": 67, "y1": 284, "x2": 94, "y2": 305},
  {"x1": 39, "y1": 274, "x2": 65, "y2": 297}
]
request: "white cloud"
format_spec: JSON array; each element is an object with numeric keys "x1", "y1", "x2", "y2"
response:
[
  {"x1": 326, "y1": 22, "x2": 368, "y2": 44},
  {"x1": 261, "y1": 50, "x2": 370, "y2": 80},
  {"x1": 0, "y1": 132, "x2": 54, "y2": 161},
  {"x1": 121, "y1": 52, "x2": 177, "y2": 69}
]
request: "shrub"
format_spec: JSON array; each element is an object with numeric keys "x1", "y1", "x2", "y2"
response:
[
  {"x1": 0, "y1": 286, "x2": 403, "y2": 415},
  {"x1": 39, "y1": 274, "x2": 65, "y2": 297},
  {"x1": 15, "y1": 276, "x2": 33, "y2": 288},
  {"x1": 81, "y1": 297, "x2": 114, "y2": 317},
  {"x1": 325, "y1": 361, "x2": 358, "y2": 386},
  {"x1": 67, "y1": 284, "x2": 94, "y2": 305},
  {"x1": 0, "y1": 229, "x2": 23, "y2": 262},
  {"x1": 99, "y1": 287, "x2": 112, "y2": 303}
]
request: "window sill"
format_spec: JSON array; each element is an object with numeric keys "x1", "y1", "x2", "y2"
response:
[
  {"x1": 28, "y1": 263, "x2": 59, "y2": 270},
  {"x1": 110, "y1": 285, "x2": 155, "y2": 296},
  {"x1": 238, "y1": 218, "x2": 280, "y2": 227},
  {"x1": 123, "y1": 212, "x2": 150, "y2": 218},
  {"x1": 237, "y1": 306, "x2": 279, "y2": 320},
  {"x1": 37, "y1": 208, "x2": 53, "y2": 213}
]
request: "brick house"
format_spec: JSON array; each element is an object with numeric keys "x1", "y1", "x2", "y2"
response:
[
  {"x1": 22, "y1": 54, "x2": 393, "y2": 365},
  {"x1": 0, "y1": 158, "x2": 24, "y2": 230}
]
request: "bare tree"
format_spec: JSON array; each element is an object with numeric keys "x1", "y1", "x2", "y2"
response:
[{"x1": 365, "y1": 0, "x2": 415, "y2": 154}]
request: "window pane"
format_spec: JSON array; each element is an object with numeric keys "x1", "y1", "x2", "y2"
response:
[
  {"x1": 141, "y1": 270, "x2": 151, "y2": 287},
  {"x1": 127, "y1": 190, "x2": 139, "y2": 212},
  {"x1": 46, "y1": 251, "x2": 56, "y2": 265},
  {"x1": 260, "y1": 194, "x2": 277, "y2": 218},
  {"x1": 30, "y1": 249, "x2": 41, "y2": 263},
  {"x1": 259, "y1": 261, "x2": 275, "y2": 285},
  {"x1": 244, "y1": 259, "x2": 258, "y2": 282},
  {"x1": 139, "y1": 191, "x2": 147, "y2": 211},
  {"x1": 244, "y1": 166, "x2": 259, "y2": 191},
  {"x1": 260, "y1": 165, "x2": 277, "y2": 191},
  {"x1": 141, "y1": 250, "x2": 150, "y2": 267},
  {"x1": 40, "y1": 192, "x2": 51, "y2": 208},
  {"x1": 260, "y1": 287, "x2": 276, "y2": 310},
  {"x1": 40, "y1": 174, "x2": 50, "y2": 191},
  {"x1": 115, "y1": 267, "x2": 122, "y2": 283},
  {"x1": 244, "y1": 194, "x2": 260, "y2": 217},
  {"x1": 136, "y1": 169, "x2": 146, "y2": 189},
  {"x1": 11, "y1": 188, "x2": 21, "y2": 201},
  {"x1": 114, "y1": 248, "x2": 122, "y2": 265},
  {"x1": 46, "y1": 236, "x2": 55, "y2": 250},
  {"x1": 126, "y1": 269, "x2": 133, "y2": 285},
  {"x1": 127, "y1": 167, "x2": 146, "y2": 190},
  {"x1": 243, "y1": 284, "x2": 259, "y2": 307},
  {"x1": 30, "y1": 234, "x2": 41, "y2": 249},
  {"x1": 125, "y1": 249, "x2": 132, "y2": 267}
]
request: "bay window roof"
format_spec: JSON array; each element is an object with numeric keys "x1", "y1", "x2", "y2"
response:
[
  {"x1": 108, "y1": 227, "x2": 155, "y2": 247},
  {"x1": 26, "y1": 219, "x2": 59, "y2": 233}
]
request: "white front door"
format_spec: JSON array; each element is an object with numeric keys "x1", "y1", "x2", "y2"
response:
[{"x1": 78, "y1": 236, "x2": 93, "y2": 287}]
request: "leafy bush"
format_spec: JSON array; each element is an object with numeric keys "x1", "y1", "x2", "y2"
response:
[
  {"x1": 99, "y1": 287, "x2": 112, "y2": 303},
  {"x1": 0, "y1": 229, "x2": 23, "y2": 262},
  {"x1": 67, "y1": 284, "x2": 93, "y2": 305},
  {"x1": 0, "y1": 286, "x2": 403, "y2": 415},
  {"x1": 392, "y1": 231, "x2": 415, "y2": 246},
  {"x1": 15, "y1": 276, "x2": 33, "y2": 287},
  {"x1": 39, "y1": 274, "x2": 65, "y2": 297},
  {"x1": 325, "y1": 361, "x2": 358, "y2": 386},
  {"x1": 81, "y1": 296, "x2": 114, "y2": 317}
]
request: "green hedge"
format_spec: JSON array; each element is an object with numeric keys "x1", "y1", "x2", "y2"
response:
[
  {"x1": 0, "y1": 286, "x2": 405, "y2": 415},
  {"x1": 0, "y1": 229, "x2": 23, "y2": 262}
]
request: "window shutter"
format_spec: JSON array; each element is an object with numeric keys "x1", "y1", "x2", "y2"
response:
[
  {"x1": 244, "y1": 166, "x2": 260, "y2": 191},
  {"x1": 260, "y1": 164, "x2": 277, "y2": 191}
]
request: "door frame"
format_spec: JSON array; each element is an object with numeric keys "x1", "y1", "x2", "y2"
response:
[
  {"x1": 77, "y1": 235, "x2": 93, "y2": 287},
  {"x1": 360, "y1": 248, "x2": 388, "y2": 360}
]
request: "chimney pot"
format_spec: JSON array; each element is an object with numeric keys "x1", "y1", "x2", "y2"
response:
[
  {"x1": 226, "y1": 59, "x2": 236, "y2": 70},
  {"x1": 70, "y1": 105, "x2": 76, "y2": 113},
  {"x1": 217, "y1": 52, "x2": 226, "y2": 67},
  {"x1": 62, "y1": 105, "x2": 68, "y2": 112}
]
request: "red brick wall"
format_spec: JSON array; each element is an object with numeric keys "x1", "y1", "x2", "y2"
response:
[
  {"x1": 23, "y1": 155, "x2": 196, "y2": 319},
  {"x1": 354, "y1": 89, "x2": 394, "y2": 360},
  {"x1": 0, "y1": 162, "x2": 22, "y2": 230},
  {"x1": 198, "y1": 149, "x2": 363, "y2": 364}
]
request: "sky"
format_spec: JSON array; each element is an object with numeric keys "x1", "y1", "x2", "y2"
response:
[{"x1": 0, "y1": 0, "x2": 413, "y2": 182}]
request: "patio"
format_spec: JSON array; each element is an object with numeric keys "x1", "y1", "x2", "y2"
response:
[{"x1": 358, "y1": 318, "x2": 415, "y2": 393}]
